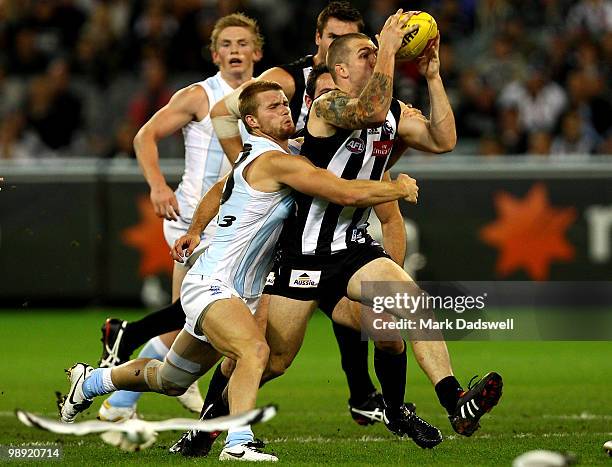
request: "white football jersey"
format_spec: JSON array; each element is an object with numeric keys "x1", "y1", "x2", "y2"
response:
[
  {"x1": 189, "y1": 135, "x2": 294, "y2": 298},
  {"x1": 175, "y1": 72, "x2": 249, "y2": 236}
]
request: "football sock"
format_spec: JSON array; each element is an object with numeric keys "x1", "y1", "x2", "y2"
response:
[
  {"x1": 435, "y1": 375, "x2": 464, "y2": 414},
  {"x1": 122, "y1": 299, "x2": 185, "y2": 356},
  {"x1": 332, "y1": 322, "x2": 376, "y2": 406},
  {"x1": 204, "y1": 363, "x2": 230, "y2": 409},
  {"x1": 373, "y1": 341, "x2": 407, "y2": 417},
  {"x1": 82, "y1": 368, "x2": 116, "y2": 399},
  {"x1": 106, "y1": 336, "x2": 169, "y2": 408},
  {"x1": 198, "y1": 391, "x2": 230, "y2": 420},
  {"x1": 225, "y1": 425, "x2": 254, "y2": 448}
]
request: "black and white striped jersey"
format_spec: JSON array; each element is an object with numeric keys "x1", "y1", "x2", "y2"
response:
[
  {"x1": 278, "y1": 55, "x2": 314, "y2": 132},
  {"x1": 282, "y1": 99, "x2": 403, "y2": 256}
]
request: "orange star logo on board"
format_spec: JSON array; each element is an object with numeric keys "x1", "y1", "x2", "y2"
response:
[
  {"x1": 479, "y1": 183, "x2": 576, "y2": 281},
  {"x1": 121, "y1": 195, "x2": 173, "y2": 278}
]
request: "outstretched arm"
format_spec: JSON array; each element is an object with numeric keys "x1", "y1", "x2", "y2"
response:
[
  {"x1": 397, "y1": 35, "x2": 456, "y2": 154},
  {"x1": 134, "y1": 85, "x2": 209, "y2": 220},
  {"x1": 262, "y1": 151, "x2": 418, "y2": 207}
]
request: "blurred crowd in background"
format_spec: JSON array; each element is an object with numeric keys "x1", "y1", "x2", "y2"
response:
[{"x1": 0, "y1": 0, "x2": 610, "y2": 159}]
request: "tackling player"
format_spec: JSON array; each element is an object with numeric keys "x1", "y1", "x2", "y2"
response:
[{"x1": 96, "y1": 13, "x2": 263, "y2": 421}]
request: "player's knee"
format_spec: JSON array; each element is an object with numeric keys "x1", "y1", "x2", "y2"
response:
[
  {"x1": 243, "y1": 339, "x2": 269, "y2": 368},
  {"x1": 143, "y1": 359, "x2": 196, "y2": 396},
  {"x1": 375, "y1": 339, "x2": 405, "y2": 355}
]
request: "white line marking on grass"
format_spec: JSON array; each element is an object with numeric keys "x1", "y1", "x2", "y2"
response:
[
  {"x1": 262, "y1": 433, "x2": 612, "y2": 443},
  {"x1": 542, "y1": 412, "x2": 612, "y2": 420}
]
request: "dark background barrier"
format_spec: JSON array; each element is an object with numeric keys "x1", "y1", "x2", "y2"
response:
[{"x1": 1, "y1": 157, "x2": 611, "y2": 306}]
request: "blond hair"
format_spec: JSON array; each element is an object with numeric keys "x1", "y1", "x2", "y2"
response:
[{"x1": 210, "y1": 13, "x2": 263, "y2": 53}]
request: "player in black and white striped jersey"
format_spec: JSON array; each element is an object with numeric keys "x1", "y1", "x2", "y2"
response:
[{"x1": 264, "y1": 12, "x2": 502, "y2": 441}]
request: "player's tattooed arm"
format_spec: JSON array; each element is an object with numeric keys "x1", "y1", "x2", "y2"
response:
[{"x1": 313, "y1": 72, "x2": 393, "y2": 129}]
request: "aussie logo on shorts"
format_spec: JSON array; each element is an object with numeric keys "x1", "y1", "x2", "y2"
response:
[
  {"x1": 210, "y1": 285, "x2": 222, "y2": 296},
  {"x1": 289, "y1": 270, "x2": 321, "y2": 288}
]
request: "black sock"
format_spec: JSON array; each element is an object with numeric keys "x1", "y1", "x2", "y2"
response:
[
  {"x1": 333, "y1": 322, "x2": 376, "y2": 406},
  {"x1": 198, "y1": 390, "x2": 230, "y2": 420},
  {"x1": 122, "y1": 299, "x2": 185, "y2": 356},
  {"x1": 204, "y1": 363, "x2": 229, "y2": 409},
  {"x1": 435, "y1": 376, "x2": 463, "y2": 414},
  {"x1": 373, "y1": 342, "x2": 406, "y2": 417}
]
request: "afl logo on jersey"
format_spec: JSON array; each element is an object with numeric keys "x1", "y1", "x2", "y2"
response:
[{"x1": 345, "y1": 137, "x2": 365, "y2": 153}]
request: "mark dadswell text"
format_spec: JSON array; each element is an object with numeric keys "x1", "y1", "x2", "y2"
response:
[{"x1": 373, "y1": 318, "x2": 515, "y2": 331}]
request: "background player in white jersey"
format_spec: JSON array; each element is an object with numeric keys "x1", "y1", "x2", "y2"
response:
[
  {"x1": 57, "y1": 80, "x2": 420, "y2": 462},
  {"x1": 96, "y1": 13, "x2": 263, "y2": 422},
  {"x1": 264, "y1": 13, "x2": 502, "y2": 440}
]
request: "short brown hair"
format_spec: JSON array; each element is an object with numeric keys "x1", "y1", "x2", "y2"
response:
[
  {"x1": 316, "y1": 1, "x2": 364, "y2": 35},
  {"x1": 326, "y1": 32, "x2": 369, "y2": 80},
  {"x1": 239, "y1": 80, "x2": 283, "y2": 133},
  {"x1": 210, "y1": 13, "x2": 263, "y2": 53}
]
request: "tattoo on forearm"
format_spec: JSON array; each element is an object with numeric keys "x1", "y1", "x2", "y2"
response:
[{"x1": 315, "y1": 72, "x2": 392, "y2": 128}]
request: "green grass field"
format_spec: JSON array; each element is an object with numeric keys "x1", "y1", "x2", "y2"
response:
[{"x1": 0, "y1": 309, "x2": 610, "y2": 465}]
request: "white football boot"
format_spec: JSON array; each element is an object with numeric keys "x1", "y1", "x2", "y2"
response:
[
  {"x1": 219, "y1": 442, "x2": 278, "y2": 462},
  {"x1": 57, "y1": 363, "x2": 94, "y2": 423},
  {"x1": 97, "y1": 399, "x2": 137, "y2": 422},
  {"x1": 177, "y1": 381, "x2": 205, "y2": 413}
]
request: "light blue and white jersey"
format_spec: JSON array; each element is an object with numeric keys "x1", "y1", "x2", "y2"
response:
[
  {"x1": 175, "y1": 72, "x2": 249, "y2": 235},
  {"x1": 189, "y1": 135, "x2": 294, "y2": 298}
]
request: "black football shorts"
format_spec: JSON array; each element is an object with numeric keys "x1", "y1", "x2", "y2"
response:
[{"x1": 263, "y1": 239, "x2": 390, "y2": 317}]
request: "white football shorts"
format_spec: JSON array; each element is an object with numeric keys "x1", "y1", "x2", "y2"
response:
[
  {"x1": 163, "y1": 217, "x2": 212, "y2": 268},
  {"x1": 181, "y1": 274, "x2": 260, "y2": 343}
]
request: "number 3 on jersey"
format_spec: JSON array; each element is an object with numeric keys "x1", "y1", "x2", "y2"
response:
[{"x1": 219, "y1": 215, "x2": 236, "y2": 227}]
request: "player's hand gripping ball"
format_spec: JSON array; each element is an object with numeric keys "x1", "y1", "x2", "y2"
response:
[{"x1": 396, "y1": 12, "x2": 437, "y2": 60}]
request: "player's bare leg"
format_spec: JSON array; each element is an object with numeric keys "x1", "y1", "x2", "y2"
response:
[
  {"x1": 59, "y1": 331, "x2": 220, "y2": 423},
  {"x1": 262, "y1": 296, "x2": 318, "y2": 382},
  {"x1": 169, "y1": 295, "x2": 271, "y2": 457},
  {"x1": 343, "y1": 258, "x2": 442, "y2": 447},
  {"x1": 197, "y1": 297, "x2": 276, "y2": 461},
  {"x1": 99, "y1": 262, "x2": 204, "y2": 421},
  {"x1": 348, "y1": 258, "x2": 502, "y2": 436},
  {"x1": 110, "y1": 331, "x2": 220, "y2": 392},
  {"x1": 200, "y1": 298, "x2": 269, "y2": 415}
]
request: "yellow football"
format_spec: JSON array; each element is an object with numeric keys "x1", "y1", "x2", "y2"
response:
[{"x1": 396, "y1": 11, "x2": 437, "y2": 61}]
